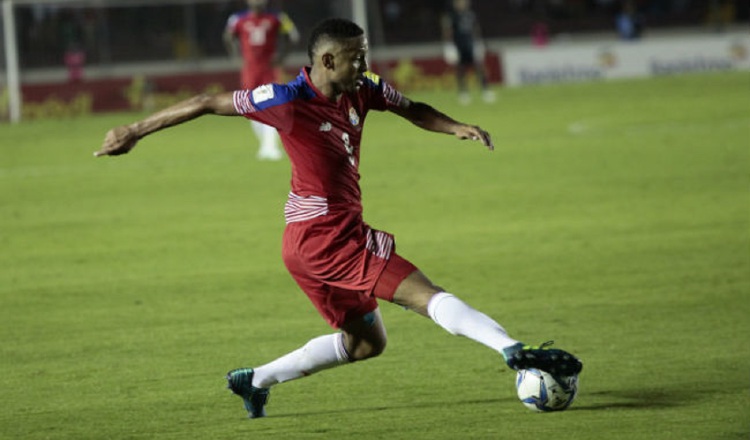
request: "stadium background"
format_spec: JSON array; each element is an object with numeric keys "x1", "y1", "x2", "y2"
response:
[
  {"x1": 1, "y1": 2, "x2": 749, "y2": 439},
  {"x1": 1, "y1": 0, "x2": 748, "y2": 119}
]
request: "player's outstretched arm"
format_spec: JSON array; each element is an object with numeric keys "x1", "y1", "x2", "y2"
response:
[
  {"x1": 388, "y1": 98, "x2": 494, "y2": 151},
  {"x1": 94, "y1": 92, "x2": 237, "y2": 157}
]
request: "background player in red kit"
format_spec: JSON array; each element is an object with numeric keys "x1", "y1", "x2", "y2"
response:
[
  {"x1": 224, "y1": 0, "x2": 299, "y2": 160},
  {"x1": 96, "y1": 18, "x2": 582, "y2": 419}
]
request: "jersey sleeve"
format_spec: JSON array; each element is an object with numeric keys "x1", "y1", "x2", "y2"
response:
[
  {"x1": 362, "y1": 71, "x2": 405, "y2": 112},
  {"x1": 232, "y1": 84, "x2": 294, "y2": 133}
]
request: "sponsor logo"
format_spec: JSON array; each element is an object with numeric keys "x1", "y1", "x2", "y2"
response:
[
  {"x1": 319, "y1": 121, "x2": 332, "y2": 132},
  {"x1": 729, "y1": 41, "x2": 748, "y2": 61},
  {"x1": 519, "y1": 66, "x2": 604, "y2": 84},
  {"x1": 597, "y1": 49, "x2": 618, "y2": 68},
  {"x1": 650, "y1": 57, "x2": 733, "y2": 75}
]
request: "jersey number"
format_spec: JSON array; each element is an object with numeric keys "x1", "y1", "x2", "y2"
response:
[
  {"x1": 244, "y1": 22, "x2": 268, "y2": 46},
  {"x1": 341, "y1": 132, "x2": 357, "y2": 167}
]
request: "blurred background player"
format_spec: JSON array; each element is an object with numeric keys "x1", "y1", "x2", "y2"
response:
[
  {"x1": 224, "y1": 0, "x2": 300, "y2": 160},
  {"x1": 441, "y1": 0, "x2": 495, "y2": 105},
  {"x1": 616, "y1": 0, "x2": 644, "y2": 40}
]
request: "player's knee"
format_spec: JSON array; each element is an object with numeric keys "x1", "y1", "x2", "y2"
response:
[
  {"x1": 347, "y1": 335, "x2": 387, "y2": 362},
  {"x1": 348, "y1": 337, "x2": 387, "y2": 361},
  {"x1": 342, "y1": 310, "x2": 387, "y2": 361}
]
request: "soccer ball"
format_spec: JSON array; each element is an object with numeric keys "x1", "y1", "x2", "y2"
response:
[{"x1": 515, "y1": 368, "x2": 578, "y2": 412}]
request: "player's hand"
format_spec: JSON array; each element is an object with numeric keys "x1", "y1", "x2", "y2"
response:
[
  {"x1": 94, "y1": 125, "x2": 139, "y2": 157},
  {"x1": 455, "y1": 124, "x2": 494, "y2": 151}
]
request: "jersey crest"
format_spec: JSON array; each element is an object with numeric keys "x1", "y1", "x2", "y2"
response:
[{"x1": 349, "y1": 107, "x2": 360, "y2": 126}]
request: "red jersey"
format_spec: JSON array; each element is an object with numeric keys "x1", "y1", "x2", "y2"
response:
[
  {"x1": 233, "y1": 68, "x2": 412, "y2": 327},
  {"x1": 225, "y1": 10, "x2": 297, "y2": 88},
  {"x1": 233, "y1": 68, "x2": 404, "y2": 219}
]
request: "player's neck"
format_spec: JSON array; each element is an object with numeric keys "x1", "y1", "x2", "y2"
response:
[{"x1": 309, "y1": 66, "x2": 342, "y2": 102}]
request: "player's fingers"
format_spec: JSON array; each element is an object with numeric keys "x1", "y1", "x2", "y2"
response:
[
  {"x1": 456, "y1": 125, "x2": 493, "y2": 151},
  {"x1": 479, "y1": 129, "x2": 494, "y2": 151},
  {"x1": 94, "y1": 145, "x2": 117, "y2": 157},
  {"x1": 94, "y1": 133, "x2": 115, "y2": 157},
  {"x1": 95, "y1": 127, "x2": 135, "y2": 157},
  {"x1": 468, "y1": 127, "x2": 493, "y2": 151}
]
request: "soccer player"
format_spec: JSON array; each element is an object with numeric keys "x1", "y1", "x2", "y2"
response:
[
  {"x1": 96, "y1": 18, "x2": 582, "y2": 419},
  {"x1": 441, "y1": 0, "x2": 495, "y2": 105},
  {"x1": 224, "y1": 0, "x2": 300, "y2": 160}
]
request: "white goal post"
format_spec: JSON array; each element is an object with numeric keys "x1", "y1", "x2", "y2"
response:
[{"x1": 2, "y1": 0, "x2": 21, "y2": 123}]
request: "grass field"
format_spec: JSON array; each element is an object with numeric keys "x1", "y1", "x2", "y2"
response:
[{"x1": 1, "y1": 71, "x2": 749, "y2": 439}]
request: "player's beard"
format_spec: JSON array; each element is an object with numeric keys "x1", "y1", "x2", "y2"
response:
[
  {"x1": 340, "y1": 79, "x2": 359, "y2": 93},
  {"x1": 333, "y1": 74, "x2": 363, "y2": 95}
]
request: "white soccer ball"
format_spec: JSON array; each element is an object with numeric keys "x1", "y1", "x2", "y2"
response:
[{"x1": 515, "y1": 368, "x2": 578, "y2": 412}]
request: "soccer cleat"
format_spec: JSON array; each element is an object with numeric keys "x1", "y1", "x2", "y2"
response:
[
  {"x1": 502, "y1": 341, "x2": 583, "y2": 377},
  {"x1": 226, "y1": 368, "x2": 270, "y2": 419}
]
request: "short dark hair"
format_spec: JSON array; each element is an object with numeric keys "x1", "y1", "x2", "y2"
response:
[{"x1": 307, "y1": 18, "x2": 364, "y2": 63}]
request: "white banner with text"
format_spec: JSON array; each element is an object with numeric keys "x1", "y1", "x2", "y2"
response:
[{"x1": 503, "y1": 33, "x2": 750, "y2": 87}]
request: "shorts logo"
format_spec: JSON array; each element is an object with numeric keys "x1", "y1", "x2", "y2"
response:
[
  {"x1": 349, "y1": 107, "x2": 360, "y2": 126},
  {"x1": 252, "y1": 84, "x2": 275, "y2": 103}
]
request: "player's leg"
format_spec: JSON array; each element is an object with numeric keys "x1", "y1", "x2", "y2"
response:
[
  {"x1": 456, "y1": 44, "x2": 473, "y2": 105},
  {"x1": 244, "y1": 69, "x2": 282, "y2": 161},
  {"x1": 473, "y1": 58, "x2": 495, "y2": 103},
  {"x1": 456, "y1": 64, "x2": 470, "y2": 105},
  {"x1": 340, "y1": 307, "x2": 387, "y2": 360},
  {"x1": 226, "y1": 309, "x2": 385, "y2": 418},
  {"x1": 250, "y1": 120, "x2": 264, "y2": 142},
  {"x1": 254, "y1": 122, "x2": 282, "y2": 161},
  {"x1": 249, "y1": 120, "x2": 269, "y2": 159},
  {"x1": 390, "y1": 269, "x2": 519, "y2": 353},
  {"x1": 227, "y1": 267, "x2": 386, "y2": 419},
  {"x1": 384, "y1": 257, "x2": 582, "y2": 376},
  {"x1": 226, "y1": 330, "x2": 350, "y2": 418},
  {"x1": 250, "y1": 307, "x2": 385, "y2": 388}
]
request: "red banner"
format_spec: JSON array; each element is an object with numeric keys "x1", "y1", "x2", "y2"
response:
[{"x1": 4, "y1": 52, "x2": 501, "y2": 120}]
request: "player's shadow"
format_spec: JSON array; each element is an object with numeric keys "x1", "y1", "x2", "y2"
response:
[
  {"x1": 271, "y1": 396, "x2": 511, "y2": 419},
  {"x1": 264, "y1": 387, "x2": 695, "y2": 419},
  {"x1": 570, "y1": 388, "x2": 688, "y2": 411}
]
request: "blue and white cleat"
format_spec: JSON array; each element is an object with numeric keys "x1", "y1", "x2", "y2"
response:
[
  {"x1": 502, "y1": 341, "x2": 583, "y2": 377},
  {"x1": 226, "y1": 368, "x2": 270, "y2": 419}
]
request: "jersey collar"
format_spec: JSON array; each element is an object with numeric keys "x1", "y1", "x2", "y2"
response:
[{"x1": 301, "y1": 67, "x2": 354, "y2": 106}]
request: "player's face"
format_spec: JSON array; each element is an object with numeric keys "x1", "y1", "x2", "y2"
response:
[
  {"x1": 247, "y1": 0, "x2": 267, "y2": 10},
  {"x1": 332, "y1": 36, "x2": 369, "y2": 93},
  {"x1": 453, "y1": 0, "x2": 470, "y2": 10}
]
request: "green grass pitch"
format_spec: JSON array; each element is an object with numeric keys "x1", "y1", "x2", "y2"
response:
[{"x1": 1, "y1": 71, "x2": 748, "y2": 439}]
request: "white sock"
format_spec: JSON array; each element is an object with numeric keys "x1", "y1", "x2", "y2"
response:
[
  {"x1": 252, "y1": 333, "x2": 350, "y2": 388},
  {"x1": 251, "y1": 121, "x2": 280, "y2": 155},
  {"x1": 250, "y1": 120, "x2": 265, "y2": 142},
  {"x1": 261, "y1": 123, "x2": 279, "y2": 153},
  {"x1": 427, "y1": 292, "x2": 518, "y2": 353}
]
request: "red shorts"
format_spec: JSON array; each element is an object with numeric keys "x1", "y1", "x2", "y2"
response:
[{"x1": 282, "y1": 211, "x2": 417, "y2": 328}]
